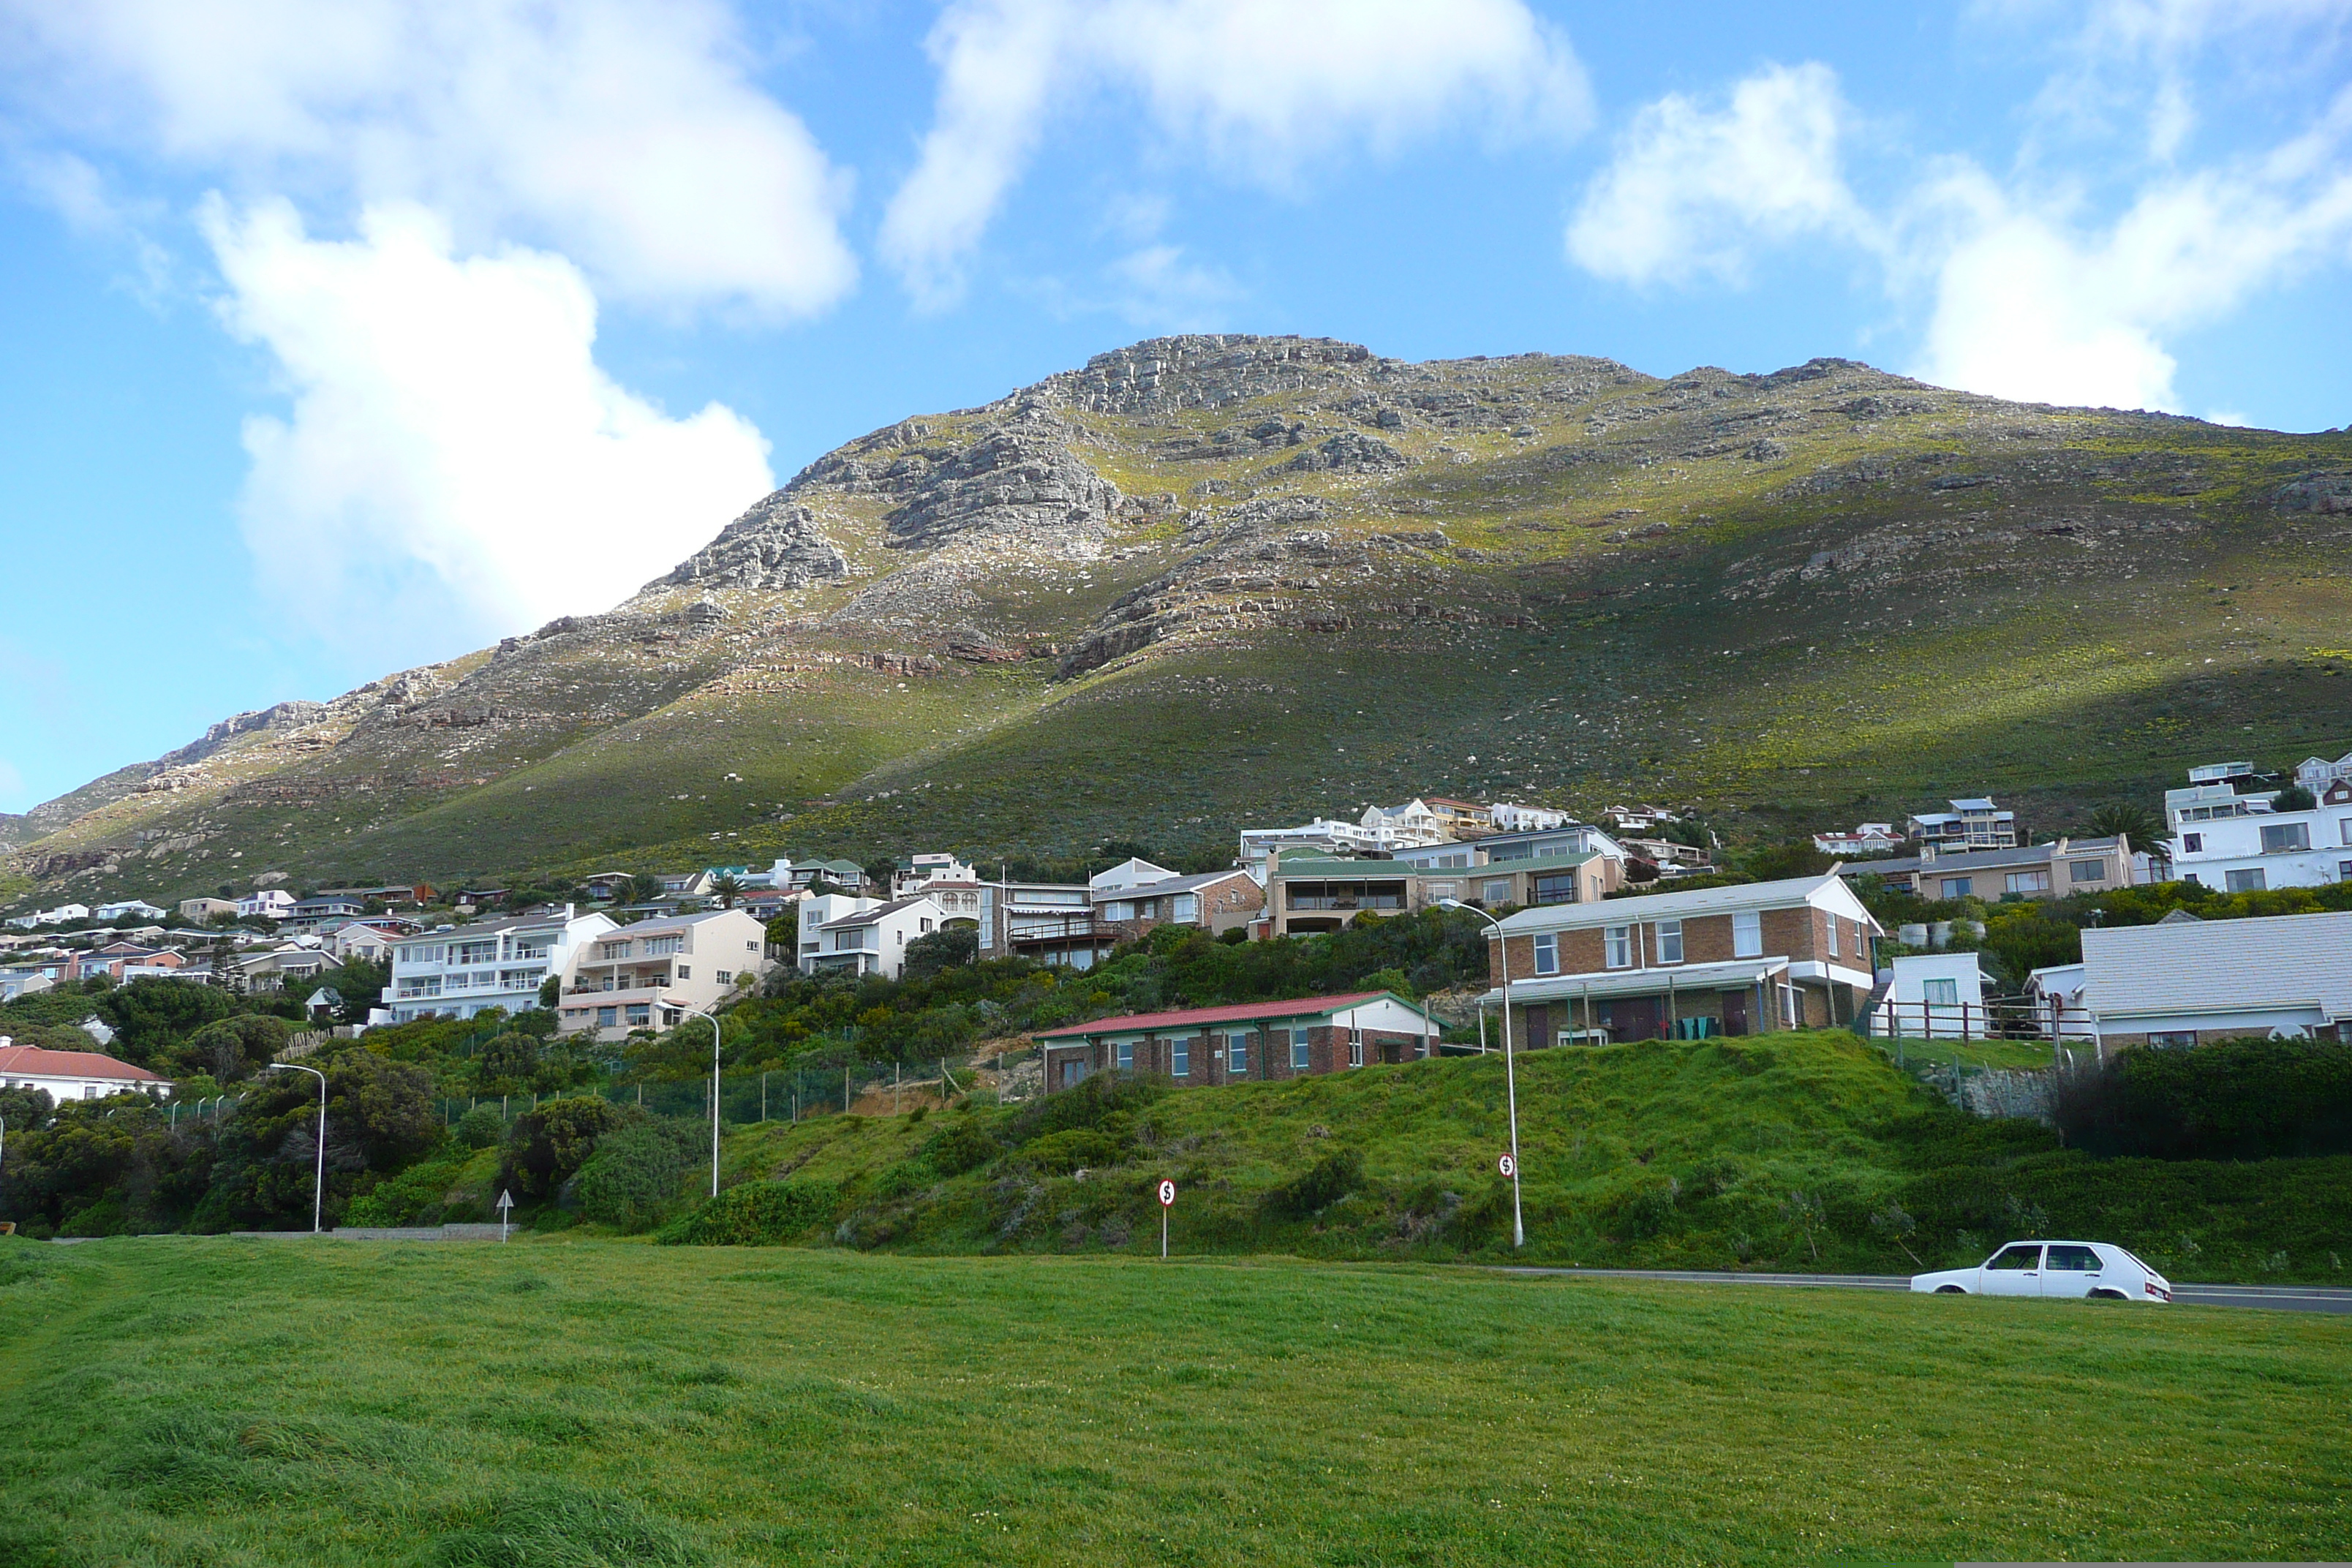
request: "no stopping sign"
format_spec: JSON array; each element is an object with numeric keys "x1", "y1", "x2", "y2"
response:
[
  {"x1": 1158, "y1": 1179, "x2": 1177, "y2": 1207},
  {"x1": 1498, "y1": 1154, "x2": 1516, "y2": 1178}
]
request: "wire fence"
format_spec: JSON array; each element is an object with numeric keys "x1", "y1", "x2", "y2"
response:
[{"x1": 430, "y1": 1058, "x2": 972, "y2": 1131}]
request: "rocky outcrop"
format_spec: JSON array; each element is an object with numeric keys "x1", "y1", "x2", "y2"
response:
[
  {"x1": 1279, "y1": 430, "x2": 1414, "y2": 475},
  {"x1": 162, "y1": 701, "x2": 328, "y2": 768},
  {"x1": 880, "y1": 415, "x2": 1120, "y2": 553},
  {"x1": 2275, "y1": 472, "x2": 2352, "y2": 515},
  {"x1": 1044, "y1": 334, "x2": 1379, "y2": 414},
  {"x1": 660, "y1": 493, "x2": 849, "y2": 591}
]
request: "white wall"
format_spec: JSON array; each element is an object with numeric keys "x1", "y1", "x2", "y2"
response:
[
  {"x1": 1882, "y1": 954, "x2": 1991, "y2": 1039},
  {"x1": 2169, "y1": 802, "x2": 2352, "y2": 892}
]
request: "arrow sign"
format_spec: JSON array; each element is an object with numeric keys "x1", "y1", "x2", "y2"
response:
[
  {"x1": 1497, "y1": 1154, "x2": 1516, "y2": 1178},
  {"x1": 496, "y1": 1188, "x2": 514, "y2": 1243}
]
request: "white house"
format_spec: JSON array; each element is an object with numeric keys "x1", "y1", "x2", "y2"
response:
[
  {"x1": 2024, "y1": 963, "x2": 2095, "y2": 1041},
  {"x1": 0, "y1": 1040, "x2": 171, "y2": 1101},
  {"x1": 797, "y1": 894, "x2": 945, "y2": 980},
  {"x1": 1876, "y1": 952, "x2": 1994, "y2": 1039},
  {"x1": 2078, "y1": 911, "x2": 2352, "y2": 1047},
  {"x1": 1814, "y1": 823, "x2": 1904, "y2": 856},
  {"x1": 94, "y1": 900, "x2": 167, "y2": 922},
  {"x1": 323, "y1": 921, "x2": 399, "y2": 965},
  {"x1": 235, "y1": 889, "x2": 297, "y2": 921},
  {"x1": 1906, "y1": 799, "x2": 2017, "y2": 851},
  {"x1": 32, "y1": 904, "x2": 90, "y2": 927},
  {"x1": 557, "y1": 907, "x2": 776, "y2": 1041},
  {"x1": 1488, "y1": 801, "x2": 1572, "y2": 833},
  {"x1": 890, "y1": 851, "x2": 979, "y2": 899},
  {"x1": 385, "y1": 905, "x2": 615, "y2": 1024},
  {"x1": 1357, "y1": 799, "x2": 1455, "y2": 848},
  {"x1": 2295, "y1": 750, "x2": 2352, "y2": 794},
  {"x1": 2166, "y1": 780, "x2": 2352, "y2": 892}
]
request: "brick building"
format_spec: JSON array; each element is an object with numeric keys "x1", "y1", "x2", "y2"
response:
[
  {"x1": 1480, "y1": 872, "x2": 1881, "y2": 1046},
  {"x1": 1033, "y1": 990, "x2": 1438, "y2": 1093}
]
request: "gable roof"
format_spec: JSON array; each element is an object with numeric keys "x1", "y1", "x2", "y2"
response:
[
  {"x1": 2081, "y1": 911, "x2": 2352, "y2": 1021},
  {"x1": 1033, "y1": 990, "x2": 1427, "y2": 1041},
  {"x1": 824, "y1": 895, "x2": 939, "y2": 930},
  {"x1": 0, "y1": 1044, "x2": 164, "y2": 1082},
  {"x1": 1496, "y1": 872, "x2": 1876, "y2": 934},
  {"x1": 1098, "y1": 867, "x2": 1257, "y2": 899}
]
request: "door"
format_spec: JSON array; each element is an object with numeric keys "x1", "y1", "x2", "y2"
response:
[
  {"x1": 1609, "y1": 998, "x2": 1662, "y2": 1043},
  {"x1": 1722, "y1": 990, "x2": 1751, "y2": 1036},
  {"x1": 1978, "y1": 1243, "x2": 2043, "y2": 1296},
  {"x1": 2039, "y1": 1243, "x2": 2104, "y2": 1297}
]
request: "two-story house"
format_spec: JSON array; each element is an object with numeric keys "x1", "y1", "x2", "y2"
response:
[
  {"x1": 974, "y1": 880, "x2": 1099, "y2": 967},
  {"x1": 1090, "y1": 859, "x2": 1264, "y2": 942},
  {"x1": 797, "y1": 894, "x2": 945, "y2": 980},
  {"x1": 557, "y1": 907, "x2": 774, "y2": 1041},
  {"x1": 1906, "y1": 798, "x2": 2017, "y2": 851},
  {"x1": 2169, "y1": 779, "x2": 2352, "y2": 892},
  {"x1": 235, "y1": 889, "x2": 297, "y2": 921},
  {"x1": 1849, "y1": 834, "x2": 2140, "y2": 901},
  {"x1": 385, "y1": 905, "x2": 614, "y2": 1024},
  {"x1": 1479, "y1": 872, "x2": 1882, "y2": 1047}
]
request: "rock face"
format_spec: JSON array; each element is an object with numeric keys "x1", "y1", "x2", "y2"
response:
[
  {"x1": 660, "y1": 493, "x2": 849, "y2": 590},
  {"x1": 1279, "y1": 430, "x2": 1414, "y2": 475},
  {"x1": 1044, "y1": 334, "x2": 1377, "y2": 414},
  {"x1": 2276, "y1": 472, "x2": 2352, "y2": 515},
  {"x1": 880, "y1": 415, "x2": 1121, "y2": 552},
  {"x1": 163, "y1": 702, "x2": 329, "y2": 767}
]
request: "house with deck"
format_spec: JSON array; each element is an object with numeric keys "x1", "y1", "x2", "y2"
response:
[{"x1": 1034, "y1": 991, "x2": 1439, "y2": 1093}]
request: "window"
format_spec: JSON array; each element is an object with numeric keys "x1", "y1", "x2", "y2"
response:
[
  {"x1": 1482, "y1": 878, "x2": 1512, "y2": 906},
  {"x1": 747, "y1": 941, "x2": 760, "y2": 951},
  {"x1": 2261, "y1": 821, "x2": 2311, "y2": 853},
  {"x1": 1940, "y1": 877, "x2": 1973, "y2": 899},
  {"x1": 1292, "y1": 1029, "x2": 1312, "y2": 1071},
  {"x1": 1985, "y1": 1244, "x2": 2040, "y2": 1271},
  {"x1": 715, "y1": 970, "x2": 732, "y2": 984},
  {"x1": 2005, "y1": 870, "x2": 2051, "y2": 895},
  {"x1": 2182, "y1": 832, "x2": 2204, "y2": 853},
  {"x1": 2044, "y1": 1245, "x2": 2101, "y2": 1273},
  {"x1": 642, "y1": 936, "x2": 682, "y2": 956},
  {"x1": 1531, "y1": 872, "x2": 1580, "y2": 906},
  {"x1": 1603, "y1": 925, "x2": 1633, "y2": 968},
  {"x1": 1732, "y1": 911, "x2": 1762, "y2": 960},
  {"x1": 1923, "y1": 978, "x2": 1959, "y2": 1007},
  {"x1": 2342, "y1": 861, "x2": 2352, "y2": 882},
  {"x1": 1229, "y1": 1033, "x2": 1249, "y2": 1077},
  {"x1": 1825, "y1": 917, "x2": 1839, "y2": 957},
  {"x1": 1171, "y1": 1038, "x2": 1189, "y2": 1077},
  {"x1": 676, "y1": 965, "x2": 692, "y2": 979},
  {"x1": 1532, "y1": 933, "x2": 1559, "y2": 976},
  {"x1": 1347, "y1": 1032, "x2": 1364, "y2": 1068},
  {"x1": 596, "y1": 1006, "x2": 617, "y2": 1028},
  {"x1": 2343, "y1": 819, "x2": 2352, "y2": 845},
  {"x1": 1173, "y1": 894, "x2": 1198, "y2": 922},
  {"x1": 2147, "y1": 1030, "x2": 2197, "y2": 1049},
  {"x1": 1104, "y1": 900, "x2": 1134, "y2": 921},
  {"x1": 1116, "y1": 1039, "x2": 1134, "y2": 1071},
  {"x1": 2069, "y1": 859, "x2": 2105, "y2": 883},
  {"x1": 1655, "y1": 919, "x2": 1684, "y2": 964},
  {"x1": 625, "y1": 1003, "x2": 650, "y2": 1026},
  {"x1": 455, "y1": 941, "x2": 500, "y2": 965},
  {"x1": 2225, "y1": 868, "x2": 2266, "y2": 893}
]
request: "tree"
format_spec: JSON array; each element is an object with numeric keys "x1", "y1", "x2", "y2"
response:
[
  {"x1": 2087, "y1": 802, "x2": 2161, "y2": 846},
  {"x1": 628, "y1": 874, "x2": 666, "y2": 905},
  {"x1": 864, "y1": 859, "x2": 900, "y2": 893},
  {"x1": 98, "y1": 977, "x2": 238, "y2": 1071},
  {"x1": 185, "y1": 1015, "x2": 293, "y2": 1082},
  {"x1": 902, "y1": 924, "x2": 977, "y2": 981},
  {"x1": 475, "y1": 1030, "x2": 542, "y2": 1093},
  {"x1": 500, "y1": 1096, "x2": 627, "y2": 1202},
  {"x1": 711, "y1": 873, "x2": 743, "y2": 910},
  {"x1": 2272, "y1": 785, "x2": 2318, "y2": 813}
]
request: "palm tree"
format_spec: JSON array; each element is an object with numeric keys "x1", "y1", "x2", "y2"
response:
[
  {"x1": 2087, "y1": 802, "x2": 2160, "y2": 847},
  {"x1": 712, "y1": 874, "x2": 743, "y2": 910}
]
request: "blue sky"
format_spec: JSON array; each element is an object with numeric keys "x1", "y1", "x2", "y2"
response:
[{"x1": 2, "y1": 0, "x2": 2348, "y2": 813}]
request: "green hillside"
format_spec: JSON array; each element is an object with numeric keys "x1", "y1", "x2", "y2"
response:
[{"x1": 10, "y1": 336, "x2": 2352, "y2": 907}]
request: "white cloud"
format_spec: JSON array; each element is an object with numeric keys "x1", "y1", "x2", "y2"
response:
[
  {"x1": 881, "y1": 0, "x2": 1590, "y2": 306},
  {"x1": 1, "y1": 0, "x2": 855, "y2": 314},
  {"x1": 1565, "y1": 61, "x2": 1868, "y2": 287},
  {"x1": 205, "y1": 198, "x2": 774, "y2": 655}
]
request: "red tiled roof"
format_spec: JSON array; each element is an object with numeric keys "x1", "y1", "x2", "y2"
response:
[
  {"x1": 0, "y1": 1044, "x2": 164, "y2": 1082},
  {"x1": 1033, "y1": 990, "x2": 1418, "y2": 1041}
]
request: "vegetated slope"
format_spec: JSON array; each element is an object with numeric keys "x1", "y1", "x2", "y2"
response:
[
  {"x1": 12, "y1": 335, "x2": 2352, "y2": 909},
  {"x1": 691, "y1": 1032, "x2": 2352, "y2": 1284},
  {"x1": 7, "y1": 1243, "x2": 2348, "y2": 1565}
]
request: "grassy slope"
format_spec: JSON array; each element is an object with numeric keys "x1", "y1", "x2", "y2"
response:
[
  {"x1": 1, "y1": 1238, "x2": 2345, "y2": 1566},
  {"x1": 709, "y1": 1033, "x2": 2352, "y2": 1284}
]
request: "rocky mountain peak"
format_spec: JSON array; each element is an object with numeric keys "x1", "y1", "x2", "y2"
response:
[{"x1": 1039, "y1": 333, "x2": 1382, "y2": 414}]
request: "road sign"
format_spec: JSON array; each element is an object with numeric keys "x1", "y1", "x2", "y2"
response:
[
  {"x1": 1497, "y1": 1154, "x2": 1516, "y2": 1178},
  {"x1": 1157, "y1": 1179, "x2": 1175, "y2": 1259},
  {"x1": 496, "y1": 1188, "x2": 514, "y2": 1243},
  {"x1": 1157, "y1": 1179, "x2": 1177, "y2": 1207}
]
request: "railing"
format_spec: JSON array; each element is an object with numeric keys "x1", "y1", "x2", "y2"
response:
[{"x1": 1864, "y1": 996, "x2": 2097, "y2": 1044}]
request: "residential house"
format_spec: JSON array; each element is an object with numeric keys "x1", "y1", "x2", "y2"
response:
[
  {"x1": 1478, "y1": 872, "x2": 1882, "y2": 1047},
  {"x1": 314, "y1": 883, "x2": 434, "y2": 908},
  {"x1": 235, "y1": 889, "x2": 296, "y2": 921},
  {"x1": 557, "y1": 908, "x2": 776, "y2": 1041},
  {"x1": 1261, "y1": 834, "x2": 1625, "y2": 938},
  {"x1": 1907, "y1": 798, "x2": 2018, "y2": 851},
  {"x1": 1488, "y1": 802, "x2": 1572, "y2": 832},
  {"x1": 93, "y1": 900, "x2": 167, "y2": 922},
  {"x1": 1874, "y1": 952, "x2": 1996, "y2": 1039},
  {"x1": 1849, "y1": 835, "x2": 2141, "y2": 901},
  {"x1": 1090, "y1": 859, "x2": 1264, "y2": 942},
  {"x1": 779, "y1": 858, "x2": 870, "y2": 894},
  {"x1": 72, "y1": 943, "x2": 185, "y2": 983},
  {"x1": 234, "y1": 943, "x2": 334, "y2": 991},
  {"x1": 891, "y1": 853, "x2": 978, "y2": 900},
  {"x1": 1600, "y1": 804, "x2": 1674, "y2": 834},
  {"x1": 287, "y1": 894, "x2": 367, "y2": 928},
  {"x1": 323, "y1": 921, "x2": 401, "y2": 965},
  {"x1": 1813, "y1": 823, "x2": 1905, "y2": 857},
  {"x1": 177, "y1": 897, "x2": 239, "y2": 923},
  {"x1": 796, "y1": 894, "x2": 945, "y2": 980},
  {"x1": 0, "y1": 969, "x2": 57, "y2": 1001},
  {"x1": 1421, "y1": 798, "x2": 1496, "y2": 838},
  {"x1": 2295, "y1": 750, "x2": 2352, "y2": 794},
  {"x1": 2167, "y1": 780, "x2": 2352, "y2": 892},
  {"x1": 2076, "y1": 910, "x2": 2352, "y2": 1047},
  {"x1": 385, "y1": 906, "x2": 615, "y2": 1024},
  {"x1": 1619, "y1": 837, "x2": 1714, "y2": 877},
  {"x1": 1357, "y1": 799, "x2": 1455, "y2": 848},
  {"x1": 0, "y1": 1040, "x2": 172, "y2": 1102},
  {"x1": 580, "y1": 872, "x2": 641, "y2": 902},
  {"x1": 975, "y1": 881, "x2": 1101, "y2": 968},
  {"x1": 1034, "y1": 991, "x2": 1439, "y2": 1094},
  {"x1": 32, "y1": 904, "x2": 90, "y2": 926}
]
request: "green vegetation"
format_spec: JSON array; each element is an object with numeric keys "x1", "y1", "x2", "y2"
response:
[{"x1": 0, "y1": 1239, "x2": 2345, "y2": 1565}]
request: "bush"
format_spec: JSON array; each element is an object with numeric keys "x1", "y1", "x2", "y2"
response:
[
  {"x1": 924, "y1": 1116, "x2": 1000, "y2": 1175},
  {"x1": 1020, "y1": 1128, "x2": 1126, "y2": 1175},
  {"x1": 500, "y1": 1096, "x2": 627, "y2": 1202},
  {"x1": 572, "y1": 1120, "x2": 702, "y2": 1230},
  {"x1": 453, "y1": 1104, "x2": 505, "y2": 1150},
  {"x1": 1262, "y1": 1148, "x2": 1365, "y2": 1221},
  {"x1": 2054, "y1": 1038, "x2": 2352, "y2": 1160},
  {"x1": 656, "y1": 1179, "x2": 843, "y2": 1246}
]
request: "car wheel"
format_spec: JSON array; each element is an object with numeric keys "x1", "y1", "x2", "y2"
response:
[
  {"x1": 2087, "y1": 1288, "x2": 2127, "y2": 1300},
  {"x1": 1934, "y1": 1284, "x2": 1966, "y2": 1294}
]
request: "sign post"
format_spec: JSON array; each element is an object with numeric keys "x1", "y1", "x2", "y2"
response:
[
  {"x1": 496, "y1": 1188, "x2": 514, "y2": 1243},
  {"x1": 1157, "y1": 1179, "x2": 1176, "y2": 1259},
  {"x1": 1497, "y1": 1154, "x2": 1516, "y2": 1179}
]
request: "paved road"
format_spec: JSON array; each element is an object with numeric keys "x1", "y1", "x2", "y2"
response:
[{"x1": 1496, "y1": 1266, "x2": 2352, "y2": 1314}]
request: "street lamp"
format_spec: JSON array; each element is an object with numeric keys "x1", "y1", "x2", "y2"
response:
[
  {"x1": 1436, "y1": 899, "x2": 1524, "y2": 1249},
  {"x1": 666, "y1": 998, "x2": 722, "y2": 1197},
  {"x1": 265, "y1": 1063, "x2": 328, "y2": 1234}
]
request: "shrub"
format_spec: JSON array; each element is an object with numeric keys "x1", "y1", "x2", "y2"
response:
[
  {"x1": 2054, "y1": 1038, "x2": 2352, "y2": 1159},
  {"x1": 1020, "y1": 1128, "x2": 1126, "y2": 1175},
  {"x1": 500, "y1": 1096, "x2": 627, "y2": 1202},
  {"x1": 453, "y1": 1104, "x2": 505, "y2": 1150},
  {"x1": 657, "y1": 1179, "x2": 843, "y2": 1246},
  {"x1": 925, "y1": 1117, "x2": 1000, "y2": 1175},
  {"x1": 572, "y1": 1120, "x2": 702, "y2": 1230},
  {"x1": 1262, "y1": 1148, "x2": 1365, "y2": 1221}
]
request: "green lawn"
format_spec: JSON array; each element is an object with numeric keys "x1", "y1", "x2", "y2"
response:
[{"x1": 3, "y1": 1237, "x2": 2346, "y2": 1565}]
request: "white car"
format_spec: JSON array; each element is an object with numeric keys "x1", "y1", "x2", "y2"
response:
[{"x1": 1911, "y1": 1240, "x2": 2172, "y2": 1303}]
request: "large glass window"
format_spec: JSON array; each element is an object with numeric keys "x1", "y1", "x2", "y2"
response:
[
  {"x1": 2261, "y1": 822, "x2": 2311, "y2": 853},
  {"x1": 2225, "y1": 867, "x2": 2267, "y2": 892},
  {"x1": 1291, "y1": 1029, "x2": 1312, "y2": 1071},
  {"x1": 1531, "y1": 872, "x2": 1580, "y2": 906},
  {"x1": 1923, "y1": 978, "x2": 1959, "y2": 1006},
  {"x1": 1940, "y1": 877, "x2": 1974, "y2": 899},
  {"x1": 2005, "y1": 870, "x2": 2050, "y2": 894},
  {"x1": 1733, "y1": 911, "x2": 1763, "y2": 959},
  {"x1": 1655, "y1": 919, "x2": 1684, "y2": 964},
  {"x1": 2069, "y1": 859, "x2": 2104, "y2": 882},
  {"x1": 1533, "y1": 933, "x2": 1558, "y2": 976},
  {"x1": 1481, "y1": 878, "x2": 1512, "y2": 906},
  {"x1": 1603, "y1": 926, "x2": 1632, "y2": 968}
]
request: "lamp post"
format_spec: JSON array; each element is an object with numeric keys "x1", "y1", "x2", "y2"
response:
[
  {"x1": 1437, "y1": 900, "x2": 1523, "y2": 1249},
  {"x1": 668, "y1": 998, "x2": 722, "y2": 1197},
  {"x1": 265, "y1": 1063, "x2": 328, "y2": 1234}
]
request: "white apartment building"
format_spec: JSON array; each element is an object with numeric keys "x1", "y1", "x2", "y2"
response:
[
  {"x1": 1488, "y1": 802, "x2": 1572, "y2": 833},
  {"x1": 556, "y1": 908, "x2": 774, "y2": 1041},
  {"x1": 797, "y1": 894, "x2": 946, "y2": 980},
  {"x1": 2169, "y1": 780, "x2": 2352, "y2": 892},
  {"x1": 235, "y1": 889, "x2": 297, "y2": 921},
  {"x1": 385, "y1": 905, "x2": 614, "y2": 1024},
  {"x1": 892, "y1": 852, "x2": 979, "y2": 899}
]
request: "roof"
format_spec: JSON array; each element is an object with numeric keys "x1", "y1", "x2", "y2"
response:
[
  {"x1": 429, "y1": 909, "x2": 588, "y2": 942},
  {"x1": 0, "y1": 1044, "x2": 164, "y2": 1082},
  {"x1": 601, "y1": 907, "x2": 758, "y2": 939},
  {"x1": 1495, "y1": 872, "x2": 1874, "y2": 935},
  {"x1": 1852, "y1": 837, "x2": 2125, "y2": 878},
  {"x1": 1949, "y1": 797, "x2": 2002, "y2": 812},
  {"x1": 823, "y1": 895, "x2": 938, "y2": 930},
  {"x1": 2081, "y1": 911, "x2": 2352, "y2": 1021},
  {"x1": 1097, "y1": 867, "x2": 1254, "y2": 899},
  {"x1": 1033, "y1": 990, "x2": 1427, "y2": 1041},
  {"x1": 1479, "y1": 957, "x2": 1788, "y2": 1007}
]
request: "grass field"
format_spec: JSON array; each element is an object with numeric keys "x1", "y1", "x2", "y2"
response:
[{"x1": 1, "y1": 1238, "x2": 2345, "y2": 1566}]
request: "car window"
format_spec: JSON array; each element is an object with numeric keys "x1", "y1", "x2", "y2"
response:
[
  {"x1": 2120, "y1": 1249, "x2": 2159, "y2": 1276},
  {"x1": 2044, "y1": 1245, "x2": 2101, "y2": 1272},
  {"x1": 1984, "y1": 1245, "x2": 2042, "y2": 1270}
]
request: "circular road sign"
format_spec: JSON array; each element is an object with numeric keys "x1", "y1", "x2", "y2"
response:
[
  {"x1": 1158, "y1": 1179, "x2": 1177, "y2": 1207},
  {"x1": 1498, "y1": 1154, "x2": 1517, "y2": 1178}
]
